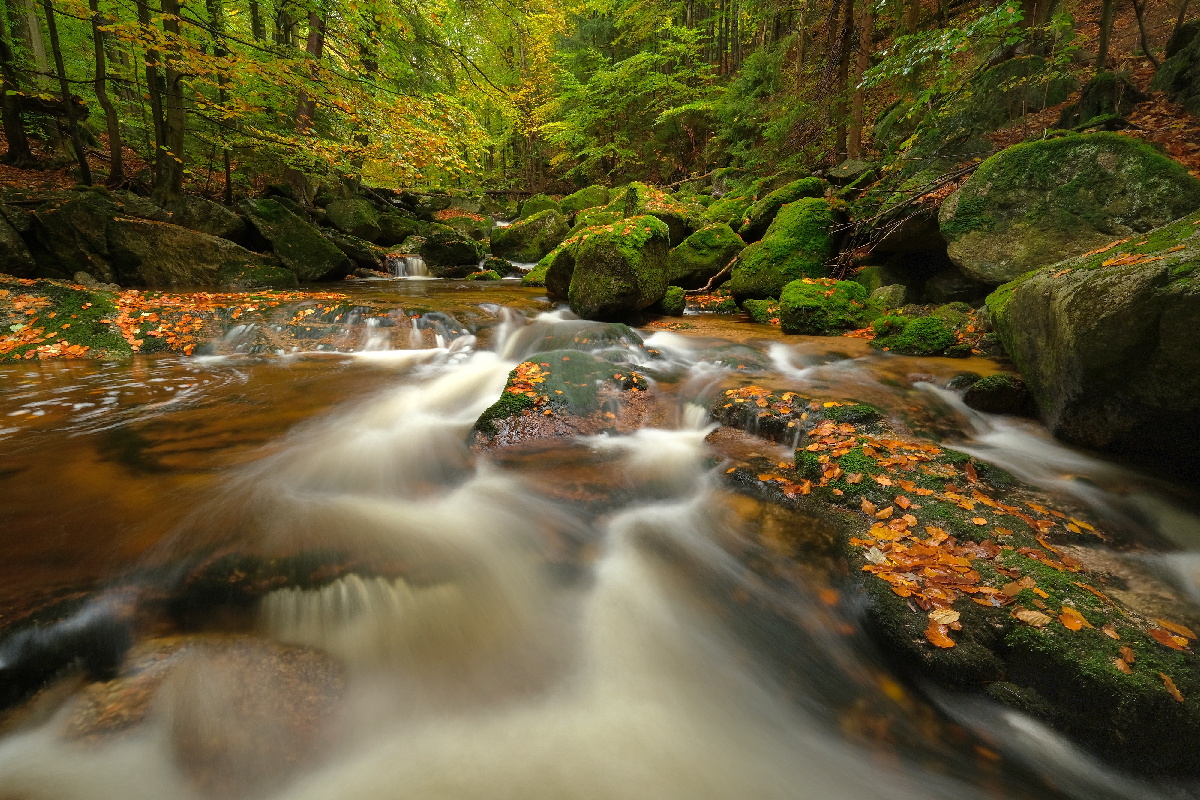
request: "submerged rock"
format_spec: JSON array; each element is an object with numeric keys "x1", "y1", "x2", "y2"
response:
[
  {"x1": 940, "y1": 133, "x2": 1200, "y2": 285},
  {"x1": 962, "y1": 373, "x2": 1033, "y2": 416}
]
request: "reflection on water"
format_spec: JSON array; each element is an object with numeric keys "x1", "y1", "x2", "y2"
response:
[{"x1": 0, "y1": 284, "x2": 1198, "y2": 800}]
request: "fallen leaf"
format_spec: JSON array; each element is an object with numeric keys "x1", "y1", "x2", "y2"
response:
[
  {"x1": 971, "y1": 517, "x2": 987, "y2": 526},
  {"x1": 1155, "y1": 618, "x2": 1197, "y2": 640},
  {"x1": 1161, "y1": 672, "x2": 1186, "y2": 703},
  {"x1": 1014, "y1": 609, "x2": 1053, "y2": 627},
  {"x1": 861, "y1": 498, "x2": 877, "y2": 515},
  {"x1": 925, "y1": 619, "x2": 956, "y2": 648},
  {"x1": 1114, "y1": 657, "x2": 1133, "y2": 674},
  {"x1": 1102, "y1": 624, "x2": 1120, "y2": 640},
  {"x1": 1120, "y1": 646, "x2": 1135, "y2": 663},
  {"x1": 930, "y1": 609, "x2": 961, "y2": 625},
  {"x1": 1149, "y1": 628, "x2": 1191, "y2": 651},
  {"x1": 1059, "y1": 606, "x2": 1093, "y2": 631}
]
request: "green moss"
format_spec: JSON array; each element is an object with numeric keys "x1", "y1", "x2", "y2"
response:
[
  {"x1": 666, "y1": 223, "x2": 745, "y2": 288},
  {"x1": 521, "y1": 255, "x2": 552, "y2": 287},
  {"x1": 728, "y1": 198, "x2": 838, "y2": 300},
  {"x1": 824, "y1": 403, "x2": 882, "y2": 425},
  {"x1": 560, "y1": 185, "x2": 610, "y2": 215},
  {"x1": 474, "y1": 389, "x2": 537, "y2": 435},
  {"x1": 519, "y1": 194, "x2": 560, "y2": 219},
  {"x1": 466, "y1": 270, "x2": 503, "y2": 281},
  {"x1": 657, "y1": 286, "x2": 686, "y2": 316},
  {"x1": 778, "y1": 278, "x2": 872, "y2": 335},
  {"x1": 871, "y1": 316, "x2": 955, "y2": 356},
  {"x1": 703, "y1": 194, "x2": 752, "y2": 228},
  {"x1": 871, "y1": 315, "x2": 908, "y2": 337},
  {"x1": 739, "y1": 177, "x2": 828, "y2": 241},
  {"x1": 742, "y1": 298, "x2": 778, "y2": 324},
  {"x1": 490, "y1": 209, "x2": 569, "y2": 262}
]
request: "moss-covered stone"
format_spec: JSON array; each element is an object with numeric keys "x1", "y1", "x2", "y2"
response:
[
  {"x1": 665, "y1": 223, "x2": 745, "y2": 289},
  {"x1": 962, "y1": 372, "x2": 1032, "y2": 415},
  {"x1": 217, "y1": 262, "x2": 299, "y2": 290},
  {"x1": 465, "y1": 269, "x2": 503, "y2": 281},
  {"x1": 559, "y1": 185, "x2": 610, "y2": 215},
  {"x1": 742, "y1": 298, "x2": 779, "y2": 324},
  {"x1": 490, "y1": 209, "x2": 569, "y2": 263},
  {"x1": 106, "y1": 217, "x2": 270, "y2": 288},
  {"x1": 164, "y1": 196, "x2": 247, "y2": 243},
  {"x1": 519, "y1": 194, "x2": 560, "y2": 219},
  {"x1": 0, "y1": 275, "x2": 132, "y2": 360},
  {"x1": 656, "y1": 285, "x2": 686, "y2": 316},
  {"x1": 568, "y1": 207, "x2": 622, "y2": 236},
  {"x1": 521, "y1": 253, "x2": 552, "y2": 287},
  {"x1": 870, "y1": 315, "x2": 956, "y2": 356},
  {"x1": 1152, "y1": 27, "x2": 1200, "y2": 115},
  {"x1": 376, "y1": 212, "x2": 424, "y2": 247},
  {"x1": 778, "y1": 278, "x2": 873, "y2": 335},
  {"x1": 545, "y1": 215, "x2": 670, "y2": 320},
  {"x1": 985, "y1": 208, "x2": 1200, "y2": 479},
  {"x1": 728, "y1": 198, "x2": 839, "y2": 301},
  {"x1": 703, "y1": 194, "x2": 752, "y2": 229},
  {"x1": 238, "y1": 198, "x2": 354, "y2": 281},
  {"x1": 324, "y1": 197, "x2": 382, "y2": 241},
  {"x1": 418, "y1": 225, "x2": 486, "y2": 268},
  {"x1": 739, "y1": 177, "x2": 827, "y2": 242},
  {"x1": 0, "y1": 214, "x2": 35, "y2": 277},
  {"x1": 940, "y1": 133, "x2": 1200, "y2": 285},
  {"x1": 606, "y1": 182, "x2": 700, "y2": 246}
]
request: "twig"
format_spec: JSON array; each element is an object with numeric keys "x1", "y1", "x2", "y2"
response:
[{"x1": 685, "y1": 254, "x2": 740, "y2": 294}]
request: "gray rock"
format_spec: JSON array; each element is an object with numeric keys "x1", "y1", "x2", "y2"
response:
[
  {"x1": 665, "y1": 223, "x2": 744, "y2": 289},
  {"x1": 869, "y1": 284, "x2": 908, "y2": 309},
  {"x1": 0, "y1": 214, "x2": 35, "y2": 277},
  {"x1": 164, "y1": 196, "x2": 247, "y2": 242},
  {"x1": 107, "y1": 217, "x2": 271, "y2": 287},
  {"x1": 490, "y1": 209, "x2": 569, "y2": 262},
  {"x1": 418, "y1": 225, "x2": 485, "y2": 268},
  {"x1": 325, "y1": 197, "x2": 382, "y2": 241},
  {"x1": 238, "y1": 198, "x2": 354, "y2": 281}
]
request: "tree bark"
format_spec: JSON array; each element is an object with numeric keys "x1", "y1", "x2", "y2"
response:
[
  {"x1": 204, "y1": 0, "x2": 233, "y2": 203},
  {"x1": 88, "y1": 0, "x2": 123, "y2": 184},
  {"x1": 41, "y1": 0, "x2": 91, "y2": 184},
  {"x1": 1130, "y1": 0, "x2": 1160, "y2": 67},
  {"x1": 284, "y1": 12, "x2": 325, "y2": 203},
  {"x1": 833, "y1": 0, "x2": 855, "y2": 158},
  {"x1": 847, "y1": 3, "x2": 873, "y2": 159},
  {"x1": 0, "y1": 20, "x2": 35, "y2": 166},
  {"x1": 153, "y1": 0, "x2": 186, "y2": 202}
]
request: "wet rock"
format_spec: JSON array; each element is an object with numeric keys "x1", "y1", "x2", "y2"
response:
[
  {"x1": 870, "y1": 314, "x2": 956, "y2": 356},
  {"x1": 376, "y1": 212, "x2": 424, "y2": 247},
  {"x1": 0, "y1": 213, "x2": 35, "y2": 277},
  {"x1": 655, "y1": 285, "x2": 686, "y2": 316},
  {"x1": 324, "y1": 197, "x2": 382, "y2": 241},
  {"x1": 986, "y1": 209, "x2": 1200, "y2": 479},
  {"x1": 738, "y1": 177, "x2": 827, "y2": 242},
  {"x1": 869, "y1": 284, "x2": 907, "y2": 310},
  {"x1": 217, "y1": 262, "x2": 299, "y2": 291},
  {"x1": 727, "y1": 198, "x2": 839, "y2": 301},
  {"x1": 940, "y1": 133, "x2": 1200, "y2": 285},
  {"x1": 519, "y1": 193, "x2": 560, "y2": 219},
  {"x1": 665, "y1": 223, "x2": 744, "y2": 289},
  {"x1": 329, "y1": 231, "x2": 387, "y2": 271},
  {"x1": 559, "y1": 185, "x2": 610, "y2": 216},
  {"x1": 164, "y1": 196, "x2": 247, "y2": 243},
  {"x1": 108, "y1": 217, "x2": 274, "y2": 287},
  {"x1": 543, "y1": 215, "x2": 670, "y2": 320},
  {"x1": 239, "y1": 198, "x2": 354, "y2": 281},
  {"x1": 962, "y1": 373, "x2": 1033, "y2": 415},
  {"x1": 778, "y1": 278, "x2": 874, "y2": 336},
  {"x1": 490, "y1": 209, "x2": 569, "y2": 262},
  {"x1": 418, "y1": 225, "x2": 485, "y2": 272}
]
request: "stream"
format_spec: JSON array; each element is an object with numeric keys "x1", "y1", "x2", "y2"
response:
[{"x1": 1, "y1": 281, "x2": 1198, "y2": 800}]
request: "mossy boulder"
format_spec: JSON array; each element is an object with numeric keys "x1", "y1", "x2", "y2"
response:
[
  {"x1": 376, "y1": 212, "x2": 424, "y2": 247},
  {"x1": 665, "y1": 223, "x2": 745, "y2": 288},
  {"x1": 238, "y1": 198, "x2": 354, "y2": 281},
  {"x1": 217, "y1": 262, "x2": 299, "y2": 290},
  {"x1": 0, "y1": 214, "x2": 35, "y2": 277},
  {"x1": 568, "y1": 207, "x2": 622, "y2": 236},
  {"x1": 1057, "y1": 71, "x2": 1147, "y2": 129},
  {"x1": 28, "y1": 190, "x2": 126, "y2": 282},
  {"x1": 986, "y1": 209, "x2": 1200, "y2": 479},
  {"x1": 742, "y1": 298, "x2": 779, "y2": 324},
  {"x1": 324, "y1": 197, "x2": 382, "y2": 242},
  {"x1": 0, "y1": 275, "x2": 132, "y2": 360},
  {"x1": 962, "y1": 373, "x2": 1033, "y2": 415},
  {"x1": 607, "y1": 182, "x2": 699, "y2": 246},
  {"x1": 656, "y1": 285, "x2": 686, "y2": 316},
  {"x1": 778, "y1": 278, "x2": 872, "y2": 335},
  {"x1": 418, "y1": 225, "x2": 486, "y2": 269},
  {"x1": 490, "y1": 209, "x2": 569, "y2": 263},
  {"x1": 703, "y1": 194, "x2": 752, "y2": 229},
  {"x1": 940, "y1": 133, "x2": 1200, "y2": 285},
  {"x1": 727, "y1": 198, "x2": 838, "y2": 301},
  {"x1": 521, "y1": 255, "x2": 552, "y2": 287},
  {"x1": 164, "y1": 196, "x2": 247, "y2": 243},
  {"x1": 870, "y1": 315, "x2": 956, "y2": 355},
  {"x1": 329, "y1": 232, "x2": 386, "y2": 271},
  {"x1": 560, "y1": 185, "x2": 610, "y2": 215},
  {"x1": 544, "y1": 215, "x2": 671, "y2": 320},
  {"x1": 107, "y1": 217, "x2": 272, "y2": 287},
  {"x1": 519, "y1": 194, "x2": 560, "y2": 219},
  {"x1": 1152, "y1": 26, "x2": 1200, "y2": 115},
  {"x1": 466, "y1": 269, "x2": 503, "y2": 281},
  {"x1": 738, "y1": 177, "x2": 827, "y2": 242}
]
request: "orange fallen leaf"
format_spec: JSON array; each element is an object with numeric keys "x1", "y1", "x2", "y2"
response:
[
  {"x1": 1014, "y1": 608, "x2": 1053, "y2": 627},
  {"x1": 925, "y1": 619, "x2": 956, "y2": 648},
  {"x1": 861, "y1": 498, "x2": 877, "y2": 515},
  {"x1": 1160, "y1": 672, "x2": 1185, "y2": 703},
  {"x1": 1120, "y1": 646, "x2": 1135, "y2": 663},
  {"x1": 1102, "y1": 624, "x2": 1120, "y2": 640},
  {"x1": 1149, "y1": 628, "x2": 1191, "y2": 651},
  {"x1": 971, "y1": 517, "x2": 987, "y2": 526},
  {"x1": 1155, "y1": 618, "x2": 1197, "y2": 640},
  {"x1": 1114, "y1": 657, "x2": 1133, "y2": 675},
  {"x1": 1058, "y1": 606, "x2": 1092, "y2": 631}
]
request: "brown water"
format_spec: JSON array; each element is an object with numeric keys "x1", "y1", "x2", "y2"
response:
[{"x1": 0, "y1": 281, "x2": 1197, "y2": 800}]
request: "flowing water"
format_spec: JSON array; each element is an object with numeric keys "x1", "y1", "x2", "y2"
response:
[{"x1": 1, "y1": 281, "x2": 1198, "y2": 800}]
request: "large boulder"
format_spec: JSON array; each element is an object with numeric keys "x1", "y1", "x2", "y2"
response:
[
  {"x1": 164, "y1": 196, "x2": 247, "y2": 242},
  {"x1": 1152, "y1": 22, "x2": 1200, "y2": 115},
  {"x1": 544, "y1": 216, "x2": 670, "y2": 320},
  {"x1": 29, "y1": 190, "x2": 124, "y2": 281},
  {"x1": 727, "y1": 198, "x2": 838, "y2": 301},
  {"x1": 519, "y1": 194, "x2": 560, "y2": 219},
  {"x1": 239, "y1": 198, "x2": 354, "y2": 281},
  {"x1": 324, "y1": 197, "x2": 382, "y2": 241},
  {"x1": 606, "y1": 182, "x2": 699, "y2": 246},
  {"x1": 375, "y1": 212, "x2": 424, "y2": 247},
  {"x1": 738, "y1": 177, "x2": 827, "y2": 242},
  {"x1": 418, "y1": 225, "x2": 485, "y2": 271},
  {"x1": 490, "y1": 209, "x2": 569, "y2": 263},
  {"x1": 559, "y1": 185, "x2": 610, "y2": 216},
  {"x1": 940, "y1": 133, "x2": 1200, "y2": 285},
  {"x1": 778, "y1": 278, "x2": 873, "y2": 335},
  {"x1": 107, "y1": 217, "x2": 273, "y2": 287},
  {"x1": 0, "y1": 215, "x2": 35, "y2": 277},
  {"x1": 665, "y1": 223, "x2": 744, "y2": 288},
  {"x1": 987, "y1": 209, "x2": 1200, "y2": 479},
  {"x1": 328, "y1": 232, "x2": 386, "y2": 271}
]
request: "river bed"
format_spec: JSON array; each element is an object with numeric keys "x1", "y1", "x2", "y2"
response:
[{"x1": 1, "y1": 281, "x2": 1197, "y2": 800}]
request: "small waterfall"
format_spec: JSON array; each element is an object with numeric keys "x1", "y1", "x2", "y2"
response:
[{"x1": 389, "y1": 254, "x2": 429, "y2": 278}]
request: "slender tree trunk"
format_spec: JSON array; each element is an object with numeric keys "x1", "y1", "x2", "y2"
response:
[
  {"x1": 204, "y1": 0, "x2": 233, "y2": 202},
  {"x1": 1173, "y1": 0, "x2": 1193, "y2": 42},
  {"x1": 249, "y1": 0, "x2": 265, "y2": 40},
  {"x1": 833, "y1": 0, "x2": 854, "y2": 158},
  {"x1": 88, "y1": 0, "x2": 123, "y2": 184},
  {"x1": 847, "y1": 3, "x2": 873, "y2": 159},
  {"x1": 135, "y1": 0, "x2": 165, "y2": 170},
  {"x1": 41, "y1": 0, "x2": 91, "y2": 183},
  {"x1": 153, "y1": 0, "x2": 186, "y2": 202},
  {"x1": 1096, "y1": 0, "x2": 1115, "y2": 72},
  {"x1": 284, "y1": 12, "x2": 325, "y2": 203},
  {"x1": 0, "y1": 23, "x2": 35, "y2": 166},
  {"x1": 18, "y1": 0, "x2": 47, "y2": 81},
  {"x1": 901, "y1": 0, "x2": 919, "y2": 33},
  {"x1": 1131, "y1": 0, "x2": 1160, "y2": 67}
]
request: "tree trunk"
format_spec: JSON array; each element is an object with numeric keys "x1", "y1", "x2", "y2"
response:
[
  {"x1": 847, "y1": 4, "x2": 873, "y2": 159},
  {"x1": 41, "y1": 0, "x2": 91, "y2": 184},
  {"x1": 833, "y1": 0, "x2": 855, "y2": 158},
  {"x1": 203, "y1": 0, "x2": 233, "y2": 203},
  {"x1": 17, "y1": 0, "x2": 48, "y2": 81},
  {"x1": 901, "y1": 0, "x2": 919, "y2": 33},
  {"x1": 284, "y1": 12, "x2": 325, "y2": 203},
  {"x1": 1096, "y1": 0, "x2": 1115, "y2": 72},
  {"x1": 88, "y1": 0, "x2": 123, "y2": 184},
  {"x1": 153, "y1": 0, "x2": 186, "y2": 202},
  {"x1": 0, "y1": 20, "x2": 35, "y2": 166},
  {"x1": 249, "y1": 0, "x2": 265, "y2": 40},
  {"x1": 1131, "y1": 0, "x2": 1160, "y2": 67},
  {"x1": 135, "y1": 0, "x2": 165, "y2": 170}
]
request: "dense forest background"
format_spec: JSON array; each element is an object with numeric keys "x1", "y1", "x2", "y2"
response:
[{"x1": 0, "y1": 0, "x2": 1193, "y2": 200}]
